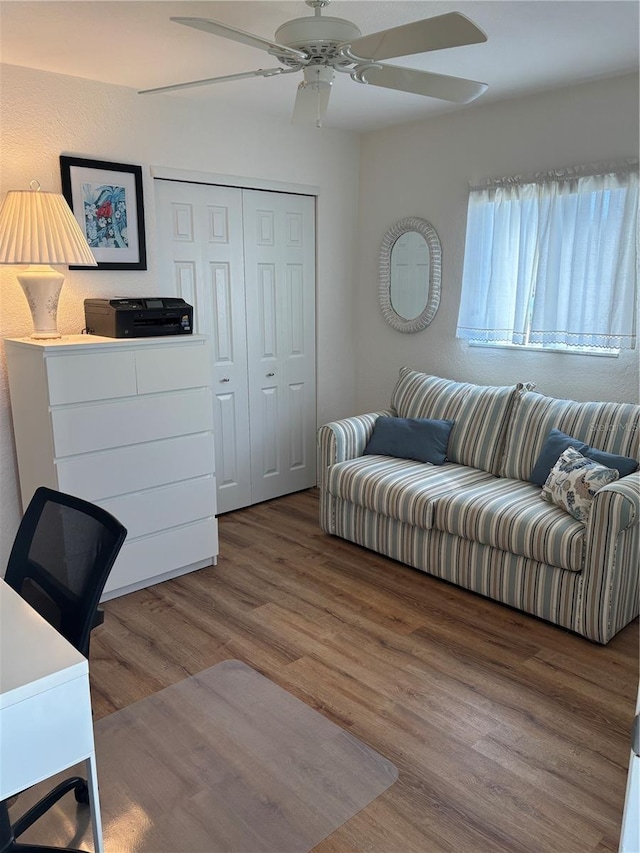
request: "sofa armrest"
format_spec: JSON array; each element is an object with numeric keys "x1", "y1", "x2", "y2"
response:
[
  {"x1": 581, "y1": 472, "x2": 640, "y2": 642},
  {"x1": 318, "y1": 410, "x2": 394, "y2": 472},
  {"x1": 317, "y1": 411, "x2": 394, "y2": 536},
  {"x1": 588, "y1": 471, "x2": 640, "y2": 536}
]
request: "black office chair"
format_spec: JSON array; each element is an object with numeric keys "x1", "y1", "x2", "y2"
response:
[{"x1": 1, "y1": 486, "x2": 127, "y2": 853}]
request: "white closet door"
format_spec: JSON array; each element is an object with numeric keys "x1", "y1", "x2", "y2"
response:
[
  {"x1": 243, "y1": 189, "x2": 316, "y2": 504},
  {"x1": 155, "y1": 181, "x2": 251, "y2": 513}
]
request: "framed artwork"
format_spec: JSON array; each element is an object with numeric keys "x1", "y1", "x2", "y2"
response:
[{"x1": 60, "y1": 155, "x2": 147, "y2": 270}]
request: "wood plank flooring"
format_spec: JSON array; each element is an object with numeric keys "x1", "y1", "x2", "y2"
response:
[{"x1": 90, "y1": 488, "x2": 639, "y2": 853}]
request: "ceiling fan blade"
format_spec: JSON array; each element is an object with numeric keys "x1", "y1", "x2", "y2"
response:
[
  {"x1": 360, "y1": 64, "x2": 487, "y2": 104},
  {"x1": 139, "y1": 67, "x2": 285, "y2": 95},
  {"x1": 344, "y1": 12, "x2": 487, "y2": 62},
  {"x1": 170, "y1": 17, "x2": 307, "y2": 62}
]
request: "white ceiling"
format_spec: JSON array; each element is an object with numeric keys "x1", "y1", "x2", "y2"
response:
[{"x1": 1, "y1": 1, "x2": 638, "y2": 132}]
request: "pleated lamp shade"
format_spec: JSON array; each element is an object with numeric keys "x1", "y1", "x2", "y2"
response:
[
  {"x1": 0, "y1": 189, "x2": 97, "y2": 266},
  {"x1": 0, "y1": 185, "x2": 97, "y2": 338}
]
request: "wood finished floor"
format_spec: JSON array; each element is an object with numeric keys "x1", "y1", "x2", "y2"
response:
[{"x1": 90, "y1": 488, "x2": 639, "y2": 853}]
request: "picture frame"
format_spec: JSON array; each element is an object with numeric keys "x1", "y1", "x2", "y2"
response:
[{"x1": 60, "y1": 155, "x2": 147, "y2": 270}]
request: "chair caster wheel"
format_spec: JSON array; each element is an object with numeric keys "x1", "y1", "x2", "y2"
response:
[{"x1": 74, "y1": 781, "x2": 90, "y2": 804}]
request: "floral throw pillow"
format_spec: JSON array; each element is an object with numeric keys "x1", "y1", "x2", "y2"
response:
[{"x1": 541, "y1": 446, "x2": 619, "y2": 523}]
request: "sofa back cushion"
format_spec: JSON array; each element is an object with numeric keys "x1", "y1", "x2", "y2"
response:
[
  {"x1": 500, "y1": 390, "x2": 640, "y2": 482},
  {"x1": 390, "y1": 368, "x2": 520, "y2": 475}
]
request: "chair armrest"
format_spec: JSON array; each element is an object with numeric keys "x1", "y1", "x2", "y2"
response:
[{"x1": 318, "y1": 410, "x2": 394, "y2": 473}]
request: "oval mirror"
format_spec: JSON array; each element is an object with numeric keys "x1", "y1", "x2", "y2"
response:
[{"x1": 379, "y1": 217, "x2": 441, "y2": 333}]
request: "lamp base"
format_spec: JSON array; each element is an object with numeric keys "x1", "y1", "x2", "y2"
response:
[{"x1": 16, "y1": 265, "x2": 65, "y2": 339}]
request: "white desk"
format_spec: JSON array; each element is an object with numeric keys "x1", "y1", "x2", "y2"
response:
[
  {"x1": 0, "y1": 580, "x2": 103, "y2": 852},
  {"x1": 619, "y1": 683, "x2": 640, "y2": 853}
]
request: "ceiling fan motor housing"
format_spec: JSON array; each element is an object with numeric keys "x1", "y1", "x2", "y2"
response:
[{"x1": 274, "y1": 16, "x2": 362, "y2": 66}]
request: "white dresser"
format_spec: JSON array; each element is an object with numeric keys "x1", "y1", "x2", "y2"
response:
[{"x1": 5, "y1": 334, "x2": 218, "y2": 598}]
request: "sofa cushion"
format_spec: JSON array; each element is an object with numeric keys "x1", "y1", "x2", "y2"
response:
[
  {"x1": 432, "y1": 477, "x2": 586, "y2": 572},
  {"x1": 501, "y1": 390, "x2": 640, "y2": 482},
  {"x1": 584, "y1": 447, "x2": 638, "y2": 477},
  {"x1": 327, "y1": 456, "x2": 495, "y2": 530},
  {"x1": 541, "y1": 446, "x2": 619, "y2": 523},
  {"x1": 363, "y1": 416, "x2": 454, "y2": 465},
  {"x1": 530, "y1": 428, "x2": 589, "y2": 486},
  {"x1": 390, "y1": 368, "x2": 520, "y2": 476}
]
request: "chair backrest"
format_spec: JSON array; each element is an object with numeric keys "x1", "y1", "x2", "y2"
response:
[{"x1": 4, "y1": 487, "x2": 127, "y2": 656}]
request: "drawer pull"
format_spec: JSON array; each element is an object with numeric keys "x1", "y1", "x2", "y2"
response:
[
  {"x1": 220, "y1": 378, "x2": 230, "y2": 383},
  {"x1": 266, "y1": 372, "x2": 275, "y2": 377}
]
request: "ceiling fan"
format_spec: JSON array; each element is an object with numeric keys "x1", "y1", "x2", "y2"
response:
[{"x1": 139, "y1": 0, "x2": 488, "y2": 126}]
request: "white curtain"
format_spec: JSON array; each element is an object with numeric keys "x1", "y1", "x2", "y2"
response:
[{"x1": 456, "y1": 164, "x2": 638, "y2": 350}]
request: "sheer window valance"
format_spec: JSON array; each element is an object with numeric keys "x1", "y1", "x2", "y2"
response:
[{"x1": 456, "y1": 161, "x2": 638, "y2": 352}]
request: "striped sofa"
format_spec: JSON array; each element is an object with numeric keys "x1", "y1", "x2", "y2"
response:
[{"x1": 318, "y1": 368, "x2": 640, "y2": 644}]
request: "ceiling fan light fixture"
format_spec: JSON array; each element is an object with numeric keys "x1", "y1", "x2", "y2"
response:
[
  {"x1": 302, "y1": 65, "x2": 334, "y2": 88},
  {"x1": 297, "y1": 66, "x2": 334, "y2": 127}
]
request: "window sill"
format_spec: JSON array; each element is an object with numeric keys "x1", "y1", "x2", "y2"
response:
[{"x1": 467, "y1": 341, "x2": 620, "y2": 358}]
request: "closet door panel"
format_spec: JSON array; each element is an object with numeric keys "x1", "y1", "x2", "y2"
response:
[
  {"x1": 155, "y1": 180, "x2": 251, "y2": 514},
  {"x1": 215, "y1": 389, "x2": 246, "y2": 501},
  {"x1": 203, "y1": 189, "x2": 251, "y2": 513},
  {"x1": 155, "y1": 179, "x2": 316, "y2": 512},
  {"x1": 244, "y1": 190, "x2": 316, "y2": 503}
]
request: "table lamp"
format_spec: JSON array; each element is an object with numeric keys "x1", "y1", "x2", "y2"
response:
[{"x1": 0, "y1": 180, "x2": 97, "y2": 339}]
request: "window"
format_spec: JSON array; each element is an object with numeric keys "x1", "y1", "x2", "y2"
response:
[{"x1": 456, "y1": 162, "x2": 638, "y2": 353}]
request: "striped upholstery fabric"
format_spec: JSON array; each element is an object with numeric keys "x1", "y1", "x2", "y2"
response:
[
  {"x1": 582, "y1": 472, "x2": 640, "y2": 641},
  {"x1": 391, "y1": 368, "x2": 520, "y2": 475},
  {"x1": 332, "y1": 478, "x2": 640, "y2": 642},
  {"x1": 501, "y1": 390, "x2": 640, "y2": 481},
  {"x1": 317, "y1": 383, "x2": 640, "y2": 643},
  {"x1": 328, "y1": 457, "x2": 495, "y2": 530},
  {"x1": 432, "y1": 478, "x2": 585, "y2": 571},
  {"x1": 334, "y1": 501, "x2": 585, "y2": 631},
  {"x1": 318, "y1": 411, "x2": 394, "y2": 533}
]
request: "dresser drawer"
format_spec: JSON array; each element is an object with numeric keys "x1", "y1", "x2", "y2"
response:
[
  {"x1": 103, "y1": 517, "x2": 218, "y2": 594},
  {"x1": 51, "y1": 388, "x2": 213, "y2": 456},
  {"x1": 135, "y1": 343, "x2": 211, "y2": 394},
  {"x1": 56, "y1": 432, "x2": 215, "y2": 501},
  {"x1": 46, "y1": 350, "x2": 137, "y2": 405},
  {"x1": 98, "y1": 476, "x2": 216, "y2": 539}
]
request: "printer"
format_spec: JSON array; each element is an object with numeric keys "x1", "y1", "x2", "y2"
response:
[{"x1": 84, "y1": 297, "x2": 193, "y2": 338}]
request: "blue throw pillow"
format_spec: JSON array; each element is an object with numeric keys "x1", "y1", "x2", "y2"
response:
[
  {"x1": 531, "y1": 428, "x2": 639, "y2": 486},
  {"x1": 530, "y1": 429, "x2": 589, "y2": 486},
  {"x1": 584, "y1": 447, "x2": 638, "y2": 478},
  {"x1": 363, "y1": 417, "x2": 454, "y2": 465}
]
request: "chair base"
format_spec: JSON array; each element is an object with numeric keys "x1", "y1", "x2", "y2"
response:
[{"x1": 2, "y1": 777, "x2": 90, "y2": 853}]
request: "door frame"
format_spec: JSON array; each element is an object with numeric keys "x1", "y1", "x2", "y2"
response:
[{"x1": 151, "y1": 165, "x2": 320, "y2": 200}]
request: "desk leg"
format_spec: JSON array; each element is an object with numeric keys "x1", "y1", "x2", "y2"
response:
[{"x1": 85, "y1": 755, "x2": 104, "y2": 853}]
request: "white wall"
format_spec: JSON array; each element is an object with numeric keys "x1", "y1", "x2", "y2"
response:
[
  {"x1": 0, "y1": 63, "x2": 360, "y2": 564},
  {"x1": 2, "y1": 65, "x2": 638, "y2": 567},
  {"x1": 354, "y1": 73, "x2": 640, "y2": 414}
]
